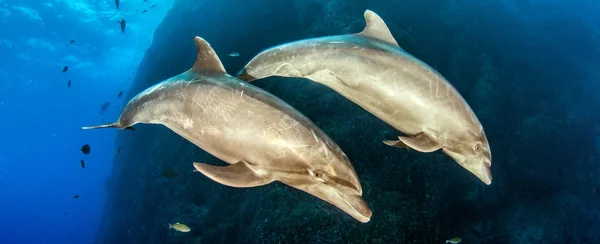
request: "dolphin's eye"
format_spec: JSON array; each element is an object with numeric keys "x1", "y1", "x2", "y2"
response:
[
  {"x1": 309, "y1": 169, "x2": 328, "y2": 183},
  {"x1": 474, "y1": 145, "x2": 480, "y2": 151}
]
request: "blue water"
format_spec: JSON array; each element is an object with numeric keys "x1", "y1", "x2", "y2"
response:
[{"x1": 0, "y1": 1, "x2": 172, "y2": 243}]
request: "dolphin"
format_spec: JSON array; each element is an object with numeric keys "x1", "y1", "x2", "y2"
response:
[
  {"x1": 81, "y1": 36, "x2": 372, "y2": 223},
  {"x1": 237, "y1": 10, "x2": 493, "y2": 185}
]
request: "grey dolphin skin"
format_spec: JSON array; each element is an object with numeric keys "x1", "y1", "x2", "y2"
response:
[
  {"x1": 237, "y1": 10, "x2": 493, "y2": 185},
  {"x1": 81, "y1": 36, "x2": 372, "y2": 223}
]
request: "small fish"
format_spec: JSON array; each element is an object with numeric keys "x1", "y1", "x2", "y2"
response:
[
  {"x1": 161, "y1": 169, "x2": 179, "y2": 178},
  {"x1": 150, "y1": 5, "x2": 156, "y2": 8},
  {"x1": 117, "y1": 91, "x2": 123, "y2": 98},
  {"x1": 80, "y1": 144, "x2": 91, "y2": 154},
  {"x1": 80, "y1": 160, "x2": 85, "y2": 168},
  {"x1": 100, "y1": 102, "x2": 110, "y2": 113},
  {"x1": 445, "y1": 237, "x2": 462, "y2": 244},
  {"x1": 141, "y1": 9, "x2": 148, "y2": 13},
  {"x1": 228, "y1": 52, "x2": 240, "y2": 57},
  {"x1": 69, "y1": 40, "x2": 75, "y2": 44},
  {"x1": 64, "y1": 212, "x2": 68, "y2": 215},
  {"x1": 62, "y1": 66, "x2": 69, "y2": 73},
  {"x1": 142, "y1": 0, "x2": 148, "y2": 2},
  {"x1": 68, "y1": 80, "x2": 71, "y2": 88},
  {"x1": 115, "y1": 0, "x2": 120, "y2": 10},
  {"x1": 73, "y1": 195, "x2": 79, "y2": 199},
  {"x1": 117, "y1": 19, "x2": 126, "y2": 33},
  {"x1": 168, "y1": 222, "x2": 190, "y2": 232},
  {"x1": 115, "y1": 148, "x2": 121, "y2": 156}
]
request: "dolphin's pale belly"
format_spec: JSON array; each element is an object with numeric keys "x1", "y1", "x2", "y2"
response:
[{"x1": 159, "y1": 80, "x2": 339, "y2": 173}]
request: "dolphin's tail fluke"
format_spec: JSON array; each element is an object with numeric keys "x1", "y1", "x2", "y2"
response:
[
  {"x1": 81, "y1": 122, "x2": 135, "y2": 130},
  {"x1": 82, "y1": 122, "x2": 119, "y2": 130}
]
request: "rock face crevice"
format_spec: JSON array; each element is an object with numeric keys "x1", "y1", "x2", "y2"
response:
[{"x1": 98, "y1": 1, "x2": 600, "y2": 243}]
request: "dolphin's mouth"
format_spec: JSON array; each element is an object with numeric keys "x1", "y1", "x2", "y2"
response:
[
  {"x1": 480, "y1": 150, "x2": 493, "y2": 184},
  {"x1": 481, "y1": 164, "x2": 493, "y2": 185},
  {"x1": 332, "y1": 187, "x2": 372, "y2": 223},
  {"x1": 311, "y1": 169, "x2": 371, "y2": 221},
  {"x1": 279, "y1": 169, "x2": 372, "y2": 223}
]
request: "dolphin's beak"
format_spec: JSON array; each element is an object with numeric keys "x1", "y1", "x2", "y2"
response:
[
  {"x1": 442, "y1": 148, "x2": 493, "y2": 185},
  {"x1": 463, "y1": 157, "x2": 492, "y2": 185},
  {"x1": 478, "y1": 163, "x2": 493, "y2": 185},
  {"x1": 279, "y1": 178, "x2": 372, "y2": 223},
  {"x1": 335, "y1": 191, "x2": 372, "y2": 223},
  {"x1": 462, "y1": 157, "x2": 493, "y2": 185},
  {"x1": 312, "y1": 185, "x2": 373, "y2": 223},
  {"x1": 478, "y1": 149, "x2": 493, "y2": 185}
]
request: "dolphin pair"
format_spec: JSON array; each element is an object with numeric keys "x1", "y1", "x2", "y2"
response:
[
  {"x1": 82, "y1": 37, "x2": 372, "y2": 223},
  {"x1": 237, "y1": 10, "x2": 493, "y2": 185}
]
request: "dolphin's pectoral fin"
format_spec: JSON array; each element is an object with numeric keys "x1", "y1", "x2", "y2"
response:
[
  {"x1": 397, "y1": 132, "x2": 442, "y2": 153},
  {"x1": 383, "y1": 139, "x2": 409, "y2": 149},
  {"x1": 192, "y1": 161, "x2": 273, "y2": 188}
]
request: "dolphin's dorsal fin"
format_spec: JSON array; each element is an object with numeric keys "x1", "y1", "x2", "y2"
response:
[
  {"x1": 357, "y1": 10, "x2": 399, "y2": 47},
  {"x1": 191, "y1": 36, "x2": 226, "y2": 75}
]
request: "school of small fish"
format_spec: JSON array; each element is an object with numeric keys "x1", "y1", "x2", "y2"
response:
[{"x1": 56, "y1": 0, "x2": 191, "y2": 233}]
